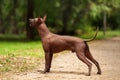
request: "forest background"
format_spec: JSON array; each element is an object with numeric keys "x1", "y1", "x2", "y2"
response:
[{"x1": 0, "y1": 0, "x2": 120, "y2": 40}]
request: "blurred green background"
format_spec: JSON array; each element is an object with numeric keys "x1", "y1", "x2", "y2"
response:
[{"x1": 0, "y1": 0, "x2": 120, "y2": 40}]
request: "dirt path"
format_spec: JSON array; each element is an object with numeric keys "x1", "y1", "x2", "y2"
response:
[{"x1": 3, "y1": 37, "x2": 120, "y2": 80}]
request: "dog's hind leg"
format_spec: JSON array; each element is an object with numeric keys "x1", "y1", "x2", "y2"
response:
[
  {"x1": 76, "y1": 51, "x2": 92, "y2": 76},
  {"x1": 85, "y1": 47, "x2": 101, "y2": 74}
]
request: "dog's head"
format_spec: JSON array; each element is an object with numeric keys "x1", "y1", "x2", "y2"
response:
[{"x1": 29, "y1": 14, "x2": 47, "y2": 27}]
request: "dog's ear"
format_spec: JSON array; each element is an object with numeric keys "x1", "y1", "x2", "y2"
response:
[{"x1": 43, "y1": 14, "x2": 47, "y2": 22}]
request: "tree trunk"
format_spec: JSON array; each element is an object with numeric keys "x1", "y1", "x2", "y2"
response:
[
  {"x1": 72, "y1": 4, "x2": 90, "y2": 28},
  {"x1": 11, "y1": 0, "x2": 18, "y2": 34},
  {"x1": 62, "y1": 9, "x2": 69, "y2": 35},
  {"x1": 62, "y1": 0, "x2": 73, "y2": 35},
  {"x1": 103, "y1": 11, "x2": 107, "y2": 36},
  {"x1": 26, "y1": 0, "x2": 35, "y2": 40},
  {"x1": 0, "y1": 0, "x2": 4, "y2": 34},
  {"x1": 0, "y1": 1, "x2": 1, "y2": 29}
]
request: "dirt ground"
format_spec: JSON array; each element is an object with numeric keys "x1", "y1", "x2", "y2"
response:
[{"x1": 1, "y1": 37, "x2": 120, "y2": 80}]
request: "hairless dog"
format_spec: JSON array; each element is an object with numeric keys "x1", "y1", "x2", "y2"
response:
[{"x1": 29, "y1": 14, "x2": 101, "y2": 76}]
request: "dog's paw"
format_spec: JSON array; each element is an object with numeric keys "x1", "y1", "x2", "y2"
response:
[
  {"x1": 43, "y1": 69, "x2": 50, "y2": 73},
  {"x1": 97, "y1": 71, "x2": 102, "y2": 75}
]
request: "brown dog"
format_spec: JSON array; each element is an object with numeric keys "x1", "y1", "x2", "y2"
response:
[{"x1": 29, "y1": 14, "x2": 101, "y2": 76}]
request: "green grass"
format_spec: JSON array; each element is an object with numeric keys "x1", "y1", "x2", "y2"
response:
[
  {"x1": 0, "y1": 40, "x2": 44, "y2": 72},
  {"x1": 0, "y1": 41, "x2": 44, "y2": 57},
  {"x1": 80, "y1": 30, "x2": 120, "y2": 40},
  {"x1": 98, "y1": 30, "x2": 120, "y2": 39}
]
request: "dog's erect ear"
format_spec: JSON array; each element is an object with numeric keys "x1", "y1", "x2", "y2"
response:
[{"x1": 43, "y1": 14, "x2": 47, "y2": 22}]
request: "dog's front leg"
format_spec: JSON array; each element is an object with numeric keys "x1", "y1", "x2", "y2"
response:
[{"x1": 44, "y1": 52, "x2": 53, "y2": 73}]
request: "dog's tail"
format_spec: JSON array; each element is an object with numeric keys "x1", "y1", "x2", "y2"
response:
[{"x1": 84, "y1": 27, "x2": 99, "y2": 42}]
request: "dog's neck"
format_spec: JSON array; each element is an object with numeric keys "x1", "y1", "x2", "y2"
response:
[{"x1": 37, "y1": 23, "x2": 50, "y2": 38}]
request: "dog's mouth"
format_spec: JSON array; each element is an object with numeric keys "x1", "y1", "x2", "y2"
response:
[
  {"x1": 29, "y1": 18, "x2": 42, "y2": 27},
  {"x1": 29, "y1": 19, "x2": 34, "y2": 27}
]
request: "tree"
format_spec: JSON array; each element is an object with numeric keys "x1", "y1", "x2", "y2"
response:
[
  {"x1": 26, "y1": 0, "x2": 35, "y2": 40},
  {"x1": 11, "y1": 0, "x2": 18, "y2": 34},
  {"x1": 90, "y1": 0, "x2": 120, "y2": 35},
  {"x1": 61, "y1": 0, "x2": 73, "y2": 34},
  {"x1": 59, "y1": 0, "x2": 92, "y2": 35},
  {"x1": 0, "y1": 0, "x2": 3, "y2": 33},
  {"x1": 0, "y1": 0, "x2": 120, "y2": 38}
]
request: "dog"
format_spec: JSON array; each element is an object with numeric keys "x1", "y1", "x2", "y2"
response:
[{"x1": 29, "y1": 14, "x2": 101, "y2": 76}]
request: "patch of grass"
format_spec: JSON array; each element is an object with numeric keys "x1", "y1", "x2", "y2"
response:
[
  {"x1": 0, "y1": 39, "x2": 44, "y2": 73},
  {"x1": 0, "y1": 53, "x2": 42, "y2": 72},
  {"x1": 0, "y1": 41, "x2": 43, "y2": 56},
  {"x1": 80, "y1": 30, "x2": 120, "y2": 40}
]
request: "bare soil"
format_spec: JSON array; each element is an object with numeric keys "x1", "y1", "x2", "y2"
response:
[{"x1": 1, "y1": 37, "x2": 120, "y2": 80}]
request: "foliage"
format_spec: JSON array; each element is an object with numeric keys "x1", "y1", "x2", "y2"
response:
[
  {"x1": 0, "y1": 0, "x2": 120, "y2": 38},
  {"x1": 0, "y1": 0, "x2": 26, "y2": 34}
]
